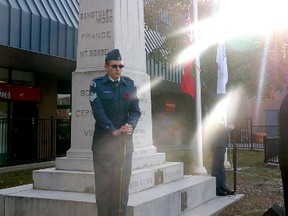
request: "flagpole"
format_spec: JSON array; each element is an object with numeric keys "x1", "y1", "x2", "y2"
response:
[
  {"x1": 217, "y1": 0, "x2": 231, "y2": 169},
  {"x1": 192, "y1": 0, "x2": 207, "y2": 175},
  {"x1": 223, "y1": 112, "x2": 232, "y2": 169}
]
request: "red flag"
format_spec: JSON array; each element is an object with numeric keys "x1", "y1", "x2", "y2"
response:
[
  {"x1": 181, "y1": 63, "x2": 195, "y2": 97},
  {"x1": 181, "y1": 6, "x2": 195, "y2": 98}
]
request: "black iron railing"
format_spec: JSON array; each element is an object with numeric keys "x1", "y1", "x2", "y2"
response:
[
  {"x1": 263, "y1": 136, "x2": 279, "y2": 164},
  {"x1": 0, "y1": 118, "x2": 71, "y2": 167},
  {"x1": 155, "y1": 117, "x2": 280, "y2": 165},
  {"x1": 229, "y1": 118, "x2": 279, "y2": 150}
]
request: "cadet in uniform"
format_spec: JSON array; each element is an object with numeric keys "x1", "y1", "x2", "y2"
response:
[{"x1": 89, "y1": 49, "x2": 141, "y2": 216}]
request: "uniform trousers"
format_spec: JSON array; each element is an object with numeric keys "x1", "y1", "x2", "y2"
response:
[
  {"x1": 93, "y1": 151, "x2": 132, "y2": 216},
  {"x1": 211, "y1": 147, "x2": 227, "y2": 189}
]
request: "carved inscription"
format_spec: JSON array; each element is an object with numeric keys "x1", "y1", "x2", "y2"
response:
[
  {"x1": 75, "y1": 89, "x2": 93, "y2": 118},
  {"x1": 133, "y1": 129, "x2": 146, "y2": 146},
  {"x1": 80, "y1": 90, "x2": 90, "y2": 96},
  {"x1": 84, "y1": 130, "x2": 94, "y2": 137},
  {"x1": 136, "y1": 85, "x2": 148, "y2": 104},
  {"x1": 78, "y1": 8, "x2": 113, "y2": 60},
  {"x1": 81, "y1": 32, "x2": 111, "y2": 40},
  {"x1": 80, "y1": 10, "x2": 113, "y2": 23},
  {"x1": 129, "y1": 177, "x2": 153, "y2": 190},
  {"x1": 76, "y1": 109, "x2": 93, "y2": 117},
  {"x1": 79, "y1": 49, "x2": 110, "y2": 58},
  {"x1": 165, "y1": 169, "x2": 182, "y2": 179}
]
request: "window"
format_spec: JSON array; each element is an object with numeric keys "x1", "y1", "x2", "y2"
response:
[{"x1": 57, "y1": 94, "x2": 71, "y2": 119}]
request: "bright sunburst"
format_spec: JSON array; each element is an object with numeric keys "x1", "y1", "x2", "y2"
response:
[
  {"x1": 178, "y1": 0, "x2": 288, "y2": 64},
  {"x1": 220, "y1": 0, "x2": 288, "y2": 38}
]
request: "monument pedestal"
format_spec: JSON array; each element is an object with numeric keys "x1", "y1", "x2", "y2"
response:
[
  {"x1": 0, "y1": 147, "x2": 243, "y2": 216},
  {"x1": 0, "y1": 169, "x2": 243, "y2": 216}
]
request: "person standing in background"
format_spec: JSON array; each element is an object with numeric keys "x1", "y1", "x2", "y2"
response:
[
  {"x1": 211, "y1": 121, "x2": 236, "y2": 196},
  {"x1": 279, "y1": 93, "x2": 288, "y2": 214},
  {"x1": 89, "y1": 49, "x2": 141, "y2": 216}
]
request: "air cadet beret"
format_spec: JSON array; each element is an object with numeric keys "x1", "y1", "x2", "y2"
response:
[{"x1": 105, "y1": 49, "x2": 122, "y2": 61}]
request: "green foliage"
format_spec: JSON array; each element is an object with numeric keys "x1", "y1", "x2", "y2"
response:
[
  {"x1": 144, "y1": 0, "x2": 215, "y2": 63},
  {"x1": 144, "y1": 0, "x2": 190, "y2": 62}
]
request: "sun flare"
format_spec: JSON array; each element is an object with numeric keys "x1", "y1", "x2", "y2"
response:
[
  {"x1": 177, "y1": 0, "x2": 288, "y2": 64},
  {"x1": 220, "y1": 0, "x2": 288, "y2": 38}
]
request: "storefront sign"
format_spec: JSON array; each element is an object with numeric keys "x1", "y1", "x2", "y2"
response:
[
  {"x1": 165, "y1": 99, "x2": 176, "y2": 111},
  {"x1": 0, "y1": 84, "x2": 41, "y2": 102}
]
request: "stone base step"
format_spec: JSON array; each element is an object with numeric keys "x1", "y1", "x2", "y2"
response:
[
  {"x1": 0, "y1": 184, "x2": 96, "y2": 216},
  {"x1": 55, "y1": 152, "x2": 166, "y2": 172},
  {"x1": 128, "y1": 175, "x2": 215, "y2": 216},
  {"x1": 0, "y1": 175, "x2": 243, "y2": 216},
  {"x1": 182, "y1": 194, "x2": 244, "y2": 216},
  {"x1": 33, "y1": 161, "x2": 184, "y2": 194}
]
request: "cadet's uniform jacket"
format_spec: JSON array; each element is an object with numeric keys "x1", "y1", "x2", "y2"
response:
[
  {"x1": 89, "y1": 74, "x2": 141, "y2": 155},
  {"x1": 212, "y1": 124, "x2": 231, "y2": 148}
]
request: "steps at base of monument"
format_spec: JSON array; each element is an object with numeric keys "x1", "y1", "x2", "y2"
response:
[
  {"x1": 0, "y1": 175, "x2": 223, "y2": 216},
  {"x1": 0, "y1": 184, "x2": 97, "y2": 216},
  {"x1": 33, "y1": 161, "x2": 184, "y2": 194},
  {"x1": 128, "y1": 175, "x2": 215, "y2": 216},
  {"x1": 181, "y1": 194, "x2": 244, "y2": 216},
  {"x1": 55, "y1": 152, "x2": 166, "y2": 172}
]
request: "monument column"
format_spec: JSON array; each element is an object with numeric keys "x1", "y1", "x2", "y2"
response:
[{"x1": 57, "y1": 0, "x2": 155, "y2": 171}]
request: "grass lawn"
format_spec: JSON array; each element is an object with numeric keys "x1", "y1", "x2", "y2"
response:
[
  {"x1": 0, "y1": 168, "x2": 34, "y2": 189},
  {"x1": 165, "y1": 148, "x2": 284, "y2": 215}
]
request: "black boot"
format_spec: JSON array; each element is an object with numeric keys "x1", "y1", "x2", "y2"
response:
[
  {"x1": 221, "y1": 187, "x2": 236, "y2": 195},
  {"x1": 216, "y1": 188, "x2": 227, "y2": 196}
]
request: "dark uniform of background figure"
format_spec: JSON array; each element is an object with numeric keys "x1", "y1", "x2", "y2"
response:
[
  {"x1": 89, "y1": 49, "x2": 141, "y2": 216},
  {"x1": 211, "y1": 122, "x2": 236, "y2": 196},
  {"x1": 279, "y1": 93, "x2": 288, "y2": 214}
]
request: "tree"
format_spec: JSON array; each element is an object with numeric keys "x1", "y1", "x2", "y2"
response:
[
  {"x1": 144, "y1": 0, "x2": 214, "y2": 61},
  {"x1": 225, "y1": 32, "x2": 288, "y2": 99},
  {"x1": 144, "y1": 0, "x2": 189, "y2": 61}
]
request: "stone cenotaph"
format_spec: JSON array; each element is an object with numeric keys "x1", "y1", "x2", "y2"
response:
[{"x1": 0, "y1": 1, "x2": 238, "y2": 216}]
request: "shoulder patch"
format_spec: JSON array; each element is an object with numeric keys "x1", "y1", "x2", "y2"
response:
[
  {"x1": 90, "y1": 80, "x2": 97, "y2": 88},
  {"x1": 90, "y1": 92, "x2": 97, "y2": 102}
]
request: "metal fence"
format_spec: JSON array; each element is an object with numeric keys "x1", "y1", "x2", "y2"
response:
[
  {"x1": 0, "y1": 118, "x2": 71, "y2": 167},
  {"x1": 155, "y1": 118, "x2": 280, "y2": 165},
  {"x1": 263, "y1": 136, "x2": 279, "y2": 164},
  {"x1": 155, "y1": 117, "x2": 279, "y2": 150},
  {"x1": 229, "y1": 118, "x2": 279, "y2": 150},
  {"x1": 156, "y1": 118, "x2": 279, "y2": 163}
]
